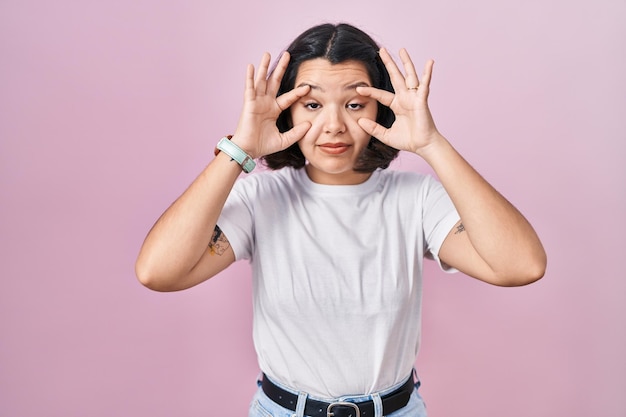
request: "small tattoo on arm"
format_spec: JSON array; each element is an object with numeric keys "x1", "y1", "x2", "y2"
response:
[
  {"x1": 208, "y1": 225, "x2": 230, "y2": 256},
  {"x1": 454, "y1": 222, "x2": 466, "y2": 235}
]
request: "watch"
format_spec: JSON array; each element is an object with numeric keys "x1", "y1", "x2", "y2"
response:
[{"x1": 214, "y1": 136, "x2": 256, "y2": 173}]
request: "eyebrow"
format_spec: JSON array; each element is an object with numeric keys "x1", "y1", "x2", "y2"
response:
[{"x1": 296, "y1": 81, "x2": 371, "y2": 92}]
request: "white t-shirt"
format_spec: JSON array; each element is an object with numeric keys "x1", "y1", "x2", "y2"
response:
[{"x1": 217, "y1": 166, "x2": 460, "y2": 399}]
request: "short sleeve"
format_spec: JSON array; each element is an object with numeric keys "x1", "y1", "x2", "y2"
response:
[
  {"x1": 216, "y1": 179, "x2": 255, "y2": 261},
  {"x1": 421, "y1": 176, "x2": 461, "y2": 272}
]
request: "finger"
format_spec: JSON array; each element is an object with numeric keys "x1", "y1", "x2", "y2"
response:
[
  {"x1": 244, "y1": 63, "x2": 255, "y2": 100},
  {"x1": 267, "y1": 51, "x2": 290, "y2": 95},
  {"x1": 276, "y1": 84, "x2": 310, "y2": 111},
  {"x1": 281, "y1": 121, "x2": 311, "y2": 146},
  {"x1": 255, "y1": 52, "x2": 271, "y2": 93},
  {"x1": 420, "y1": 59, "x2": 435, "y2": 90},
  {"x1": 399, "y1": 48, "x2": 419, "y2": 88},
  {"x1": 378, "y1": 48, "x2": 407, "y2": 90},
  {"x1": 356, "y1": 86, "x2": 395, "y2": 107},
  {"x1": 357, "y1": 117, "x2": 388, "y2": 142}
]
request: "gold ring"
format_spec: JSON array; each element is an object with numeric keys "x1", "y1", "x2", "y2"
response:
[{"x1": 407, "y1": 87, "x2": 419, "y2": 90}]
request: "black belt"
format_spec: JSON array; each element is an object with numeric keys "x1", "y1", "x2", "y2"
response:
[{"x1": 261, "y1": 374, "x2": 414, "y2": 417}]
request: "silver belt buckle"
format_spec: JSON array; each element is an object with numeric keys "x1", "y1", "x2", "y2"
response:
[{"x1": 327, "y1": 402, "x2": 360, "y2": 417}]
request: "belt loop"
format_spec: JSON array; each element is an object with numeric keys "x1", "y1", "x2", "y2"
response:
[
  {"x1": 372, "y1": 392, "x2": 383, "y2": 417},
  {"x1": 294, "y1": 391, "x2": 308, "y2": 417},
  {"x1": 413, "y1": 368, "x2": 421, "y2": 390}
]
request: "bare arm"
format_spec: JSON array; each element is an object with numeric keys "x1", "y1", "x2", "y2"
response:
[
  {"x1": 135, "y1": 52, "x2": 311, "y2": 291},
  {"x1": 421, "y1": 136, "x2": 546, "y2": 286},
  {"x1": 357, "y1": 48, "x2": 546, "y2": 286},
  {"x1": 135, "y1": 153, "x2": 241, "y2": 292}
]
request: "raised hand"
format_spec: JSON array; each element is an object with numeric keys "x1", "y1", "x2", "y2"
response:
[
  {"x1": 356, "y1": 48, "x2": 443, "y2": 155},
  {"x1": 231, "y1": 52, "x2": 311, "y2": 159}
]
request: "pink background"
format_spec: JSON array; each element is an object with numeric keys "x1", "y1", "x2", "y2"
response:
[{"x1": 1, "y1": 0, "x2": 624, "y2": 416}]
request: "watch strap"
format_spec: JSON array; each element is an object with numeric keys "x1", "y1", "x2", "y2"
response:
[{"x1": 215, "y1": 136, "x2": 256, "y2": 173}]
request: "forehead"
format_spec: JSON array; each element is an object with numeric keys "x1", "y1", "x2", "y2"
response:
[{"x1": 295, "y1": 58, "x2": 372, "y2": 88}]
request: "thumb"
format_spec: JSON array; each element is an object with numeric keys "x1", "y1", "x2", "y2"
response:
[
  {"x1": 281, "y1": 122, "x2": 311, "y2": 147},
  {"x1": 358, "y1": 118, "x2": 388, "y2": 142}
]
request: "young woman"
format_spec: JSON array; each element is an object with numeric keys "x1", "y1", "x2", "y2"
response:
[{"x1": 135, "y1": 23, "x2": 546, "y2": 417}]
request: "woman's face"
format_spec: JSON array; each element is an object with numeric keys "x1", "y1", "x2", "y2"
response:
[{"x1": 290, "y1": 58, "x2": 378, "y2": 185}]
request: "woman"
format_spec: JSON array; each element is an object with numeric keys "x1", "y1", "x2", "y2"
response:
[{"x1": 135, "y1": 23, "x2": 546, "y2": 417}]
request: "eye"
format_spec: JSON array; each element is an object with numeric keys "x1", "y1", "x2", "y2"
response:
[
  {"x1": 304, "y1": 102, "x2": 321, "y2": 110},
  {"x1": 347, "y1": 102, "x2": 365, "y2": 110}
]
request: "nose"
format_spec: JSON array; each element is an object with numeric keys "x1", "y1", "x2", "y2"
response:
[{"x1": 323, "y1": 107, "x2": 346, "y2": 135}]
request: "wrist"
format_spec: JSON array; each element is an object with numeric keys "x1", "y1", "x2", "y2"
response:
[
  {"x1": 228, "y1": 134, "x2": 259, "y2": 159},
  {"x1": 413, "y1": 132, "x2": 449, "y2": 160},
  {"x1": 214, "y1": 136, "x2": 256, "y2": 173}
]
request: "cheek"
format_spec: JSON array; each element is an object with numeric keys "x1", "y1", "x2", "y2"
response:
[
  {"x1": 290, "y1": 107, "x2": 313, "y2": 125},
  {"x1": 364, "y1": 103, "x2": 378, "y2": 121},
  {"x1": 290, "y1": 108, "x2": 321, "y2": 137},
  {"x1": 301, "y1": 121, "x2": 323, "y2": 143},
  {"x1": 350, "y1": 108, "x2": 377, "y2": 133}
]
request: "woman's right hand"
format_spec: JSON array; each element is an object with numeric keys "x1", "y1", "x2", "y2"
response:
[{"x1": 231, "y1": 51, "x2": 311, "y2": 159}]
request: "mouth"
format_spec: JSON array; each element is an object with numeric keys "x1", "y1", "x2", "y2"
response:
[{"x1": 318, "y1": 143, "x2": 351, "y2": 155}]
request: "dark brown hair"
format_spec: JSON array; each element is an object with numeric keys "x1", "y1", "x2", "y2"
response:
[{"x1": 261, "y1": 23, "x2": 398, "y2": 172}]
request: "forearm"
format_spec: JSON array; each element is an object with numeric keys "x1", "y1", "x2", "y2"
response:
[
  {"x1": 135, "y1": 151, "x2": 242, "y2": 289},
  {"x1": 419, "y1": 135, "x2": 547, "y2": 285}
]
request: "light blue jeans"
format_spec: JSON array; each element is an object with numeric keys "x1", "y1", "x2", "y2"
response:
[{"x1": 248, "y1": 375, "x2": 427, "y2": 417}]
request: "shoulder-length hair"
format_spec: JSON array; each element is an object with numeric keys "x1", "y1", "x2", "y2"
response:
[{"x1": 261, "y1": 23, "x2": 398, "y2": 172}]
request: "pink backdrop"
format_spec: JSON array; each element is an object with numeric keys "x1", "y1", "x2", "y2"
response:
[{"x1": 1, "y1": 0, "x2": 625, "y2": 416}]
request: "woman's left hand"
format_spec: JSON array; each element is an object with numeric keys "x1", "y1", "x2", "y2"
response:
[{"x1": 356, "y1": 48, "x2": 443, "y2": 155}]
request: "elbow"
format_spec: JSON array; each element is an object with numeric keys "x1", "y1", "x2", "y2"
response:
[
  {"x1": 135, "y1": 259, "x2": 175, "y2": 292},
  {"x1": 527, "y1": 249, "x2": 548, "y2": 283},
  {"x1": 499, "y1": 268, "x2": 545, "y2": 287},
  {"x1": 135, "y1": 262, "x2": 159, "y2": 291},
  {"x1": 496, "y1": 254, "x2": 547, "y2": 287},
  {"x1": 135, "y1": 256, "x2": 201, "y2": 292}
]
